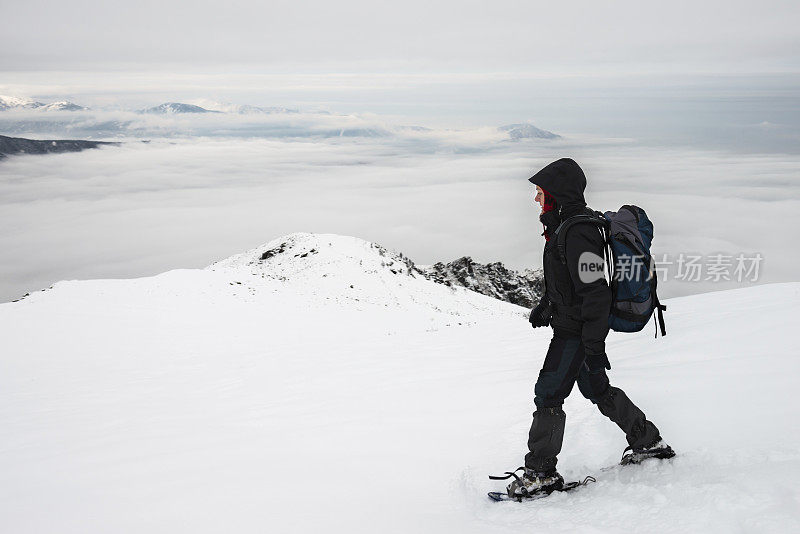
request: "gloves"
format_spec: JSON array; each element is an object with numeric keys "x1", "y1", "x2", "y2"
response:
[
  {"x1": 529, "y1": 299, "x2": 552, "y2": 328},
  {"x1": 586, "y1": 351, "x2": 612, "y2": 371}
]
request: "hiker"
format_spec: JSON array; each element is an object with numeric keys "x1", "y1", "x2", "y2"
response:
[{"x1": 506, "y1": 158, "x2": 674, "y2": 498}]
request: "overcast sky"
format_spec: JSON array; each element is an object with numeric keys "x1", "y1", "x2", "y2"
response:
[{"x1": 2, "y1": 1, "x2": 799, "y2": 73}]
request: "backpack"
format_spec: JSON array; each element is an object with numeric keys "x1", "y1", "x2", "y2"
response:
[{"x1": 553, "y1": 205, "x2": 667, "y2": 337}]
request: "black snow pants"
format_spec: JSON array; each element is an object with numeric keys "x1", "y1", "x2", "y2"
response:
[{"x1": 524, "y1": 333, "x2": 661, "y2": 473}]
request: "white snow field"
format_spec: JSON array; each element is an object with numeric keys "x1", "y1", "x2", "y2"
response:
[{"x1": 1, "y1": 233, "x2": 799, "y2": 533}]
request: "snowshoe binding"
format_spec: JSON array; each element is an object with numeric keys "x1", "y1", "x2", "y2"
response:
[
  {"x1": 491, "y1": 467, "x2": 564, "y2": 499},
  {"x1": 620, "y1": 439, "x2": 675, "y2": 465}
]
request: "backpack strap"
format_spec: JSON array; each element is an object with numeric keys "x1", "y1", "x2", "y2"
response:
[
  {"x1": 650, "y1": 261, "x2": 667, "y2": 338},
  {"x1": 554, "y1": 212, "x2": 608, "y2": 265},
  {"x1": 655, "y1": 302, "x2": 667, "y2": 337}
]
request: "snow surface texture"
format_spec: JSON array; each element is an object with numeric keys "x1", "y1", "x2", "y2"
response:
[
  {"x1": 207, "y1": 233, "x2": 525, "y2": 326},
  {"x1": 209, "y1": 233, "x2": 545, "y2": 309},
  {"x1": 1, "y1": 233, "x2": 799, "y2": 533}
]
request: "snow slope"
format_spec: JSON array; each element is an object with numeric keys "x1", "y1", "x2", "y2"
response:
[{"x1": 1, "y1": 233, "x2": 798, "y2": 533}]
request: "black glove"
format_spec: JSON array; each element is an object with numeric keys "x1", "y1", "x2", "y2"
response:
[
  {"x1": 586, "y1": 351, "x2": 612, "y2": 371},
  {"x1": 529, "y1": 299, "x2": 552, "y2": 328}
]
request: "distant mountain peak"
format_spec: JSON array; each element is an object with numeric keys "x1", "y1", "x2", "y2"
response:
[
  {"x1": 40, "y1": 101, "x2": 87, "y2": 111},
  {"x1": 499, "y1": 123, "x2": 560, "y2": 140},
  {"x1": 141, "y1": 102, "x2": 221, "y2": 114},
  {"x1": 0, "y1": 95, "x2": 88, "y2": 112},
  {"x1": 0, "y1": 95, "x2": 42, "y2": 110},
  {"x1": 190, "y1": 100, "x2": 300, "y2": 114}
]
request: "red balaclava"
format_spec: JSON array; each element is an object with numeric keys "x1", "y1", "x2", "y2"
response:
[{"x1": 540, "y1": 187, "x2": 558, "y2": 241}]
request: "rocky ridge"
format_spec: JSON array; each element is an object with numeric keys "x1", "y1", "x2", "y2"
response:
[
  {"x1": 0, "y1": 134, "x2": 118, "y2": 160},
  {"x1": 418, "y1": 257, "x2": 543, "y2": 308}
]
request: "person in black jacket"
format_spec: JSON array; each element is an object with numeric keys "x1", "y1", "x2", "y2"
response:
[{"x1": 505, "y1": 158, "x2": 674, "y2": 499}]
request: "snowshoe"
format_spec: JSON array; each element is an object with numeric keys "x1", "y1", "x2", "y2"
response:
[
  {"x1": 620, "y1": 439, "x2": 675, "y2": 465},
  {"x1": 488, "y1": 469, "x2": 595, "y2": 502}
]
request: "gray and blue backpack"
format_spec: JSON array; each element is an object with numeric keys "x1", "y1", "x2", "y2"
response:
[{"x1": 554, "y1": 205, "x2": 667, "y2": 337}]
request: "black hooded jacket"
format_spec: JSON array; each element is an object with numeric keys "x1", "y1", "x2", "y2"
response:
[{"x1": 529, "y1": 158, "x2": 611, "y2": 357}]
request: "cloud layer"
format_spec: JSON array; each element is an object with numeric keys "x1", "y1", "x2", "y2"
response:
[{"x1": 1, "y1": 134, "x2": 798, "y2": 303}]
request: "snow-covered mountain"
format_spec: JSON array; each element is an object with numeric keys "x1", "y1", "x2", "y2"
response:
[
  {"x1": 208, "y1": 233, "x2": 543, "y2": 310},
  {"x1": 499, "y1": 122, "x2": 560, "y2": 139},
  {"x1": 141, "y1": 102, "x2": 222, "y2": 114},
  {"x1": 0, "y1": 95, "x2": 42, "y2": 110},
  {"x1": 206, "y1": 233, "x2": 526, "y2": 323},
  {"x1": 38, "y1": 101, "x2": 87, "y2": 111},
  {"x1": 189, "y1": 100, "x2": 300, "y2": 114},
  {"x1": 0, "y1": 95, "x2": 87, "y2": 111},
  {"x1": 1, "y1": 232, "x2": 798, "y2": 533}
]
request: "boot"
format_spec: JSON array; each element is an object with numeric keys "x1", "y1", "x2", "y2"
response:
[
  {"x1": 620, "y1": 438, "x2": 676, "y2": 465},
  {"x1": 506, "y1": 467, "x2": 565, "y2": 498}
]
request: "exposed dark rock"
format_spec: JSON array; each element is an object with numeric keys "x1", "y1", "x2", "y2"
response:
[
  {"x1": 295, "y1": 248, "x2": 318, "y2": 258},
  {"x1": 260, "y1": 242, "x2": 288, "y2": 260},
  {"x1": 0, "y1": 134, "x2": 118, "y2": 160},
  {"x1": 418, "y1": 256, "x2": 544, "y2": 308}
]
